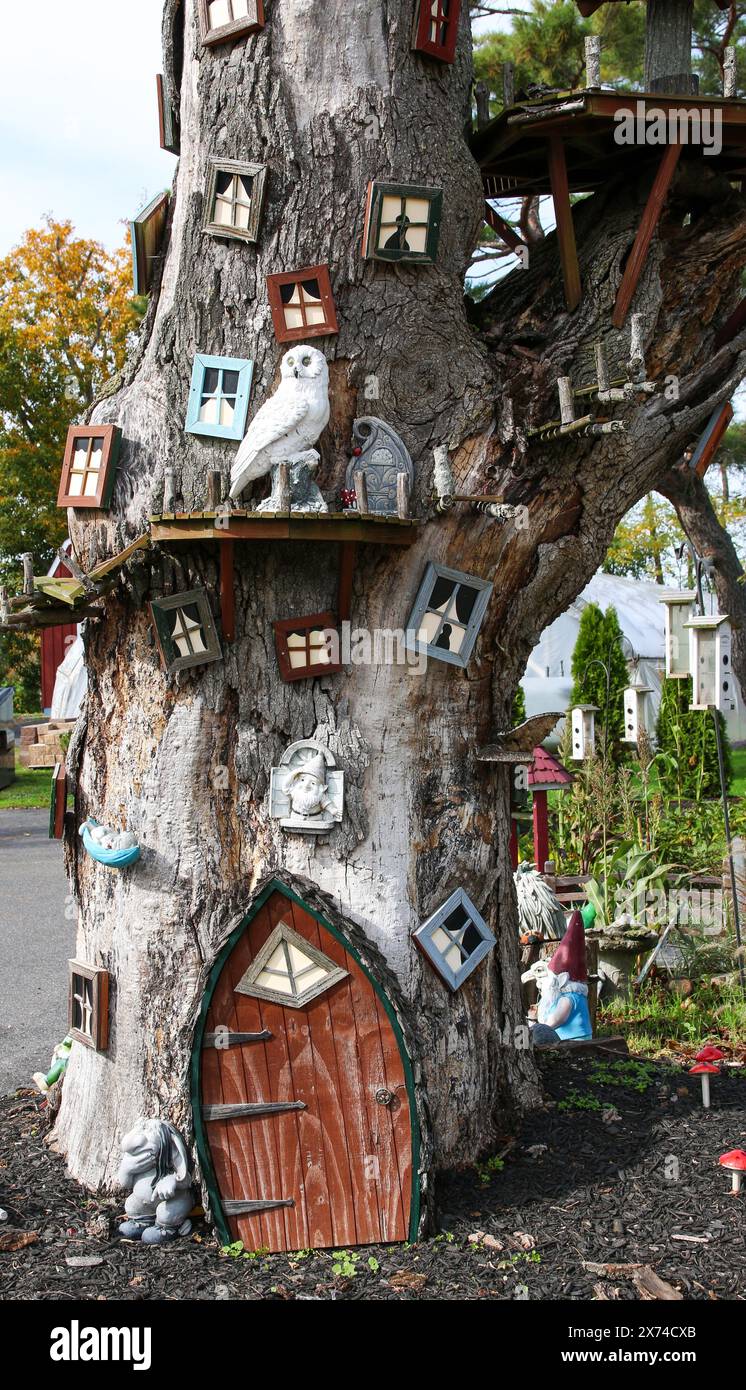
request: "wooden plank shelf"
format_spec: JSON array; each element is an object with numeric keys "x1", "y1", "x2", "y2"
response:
[
  {"x1": 149, "y1": 511, "x2": 419, "y2": 546},
  {"x1": 203, "y1": 1101, "x2": 308, "y2": 1120}
]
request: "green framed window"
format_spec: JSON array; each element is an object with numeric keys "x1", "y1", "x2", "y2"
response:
[{"x1": 363, "y1": 182, "x2": 443, "y2": 264}]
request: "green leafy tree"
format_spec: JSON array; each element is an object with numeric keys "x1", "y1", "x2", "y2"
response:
[
  {"x1": 656, "y1": 676, "x2": 732, "y2": 801},
  {"x1": 569, "y1": 602, "x2": 629, "y2": 760}
]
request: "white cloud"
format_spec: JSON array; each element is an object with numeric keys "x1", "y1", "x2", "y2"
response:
[{"x1": 0, "y1": 0, "x2": 176, "y2": 254}]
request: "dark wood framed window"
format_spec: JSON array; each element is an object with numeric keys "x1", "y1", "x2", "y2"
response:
[
  {"x1": 203, "y1": 159, "x2": 267, "y2": 244},
  {"x1": 266, "y1": 265, "x2": 338, "y2": 343},
  {"x1": 156, "y1": 74, "x2": 179, "y2": 155},
  {"x1": 49, "y1": 761, "x2": 68, "y2": 840},
  {"x1": 150, "y1": 588, "x2": 223, "y2": 675},
  {"x1": 130, "y1": 191, "x2": 170, "y2": 296},
  {"x1": 412, "y1": 0, "x2": 461, "y2": 63},
  {"x1": 57, "y1": 425, "x2": 121, "y2": 510},
  {"x1": 198, "y1": 0, "x2": 265, "y2": 48},
  {"x1": 68, "y1": 961, "x2": 109, "y2": 1051},
  {"x1": 274, "y1": 612, "x2": 341, "y2": 682},
  {"x1": 362, "y1": 182, "x2": 442, "y2": 264}
]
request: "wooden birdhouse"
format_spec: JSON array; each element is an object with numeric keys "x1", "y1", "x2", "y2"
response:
[
  {"x1": 411, "y1": 0, "x2": 461, "y2": 63},
  {"x1": 362, "y1": 182, "x2": 442, "y2": 264},
  {"x1": 570, "y1": 705, "x2": 598, "y2": 761},
  {"x1": 659, "y1": 590, "x2": 696, "y2": 679},
  {"x1": 684, "y1": 614, "x2": 736, "y2": 713},
  {"x1": 528, "y1": 747, "x2": 572, "y2": 874},
  {"x1": 623, "y1": 685, "x2": 653, "y2": 744},
  {"x1": 57, "y1": 425, "x2": 121, "y2": 510},
  {"x1": 266, "y1": 266, "x2": 338, "y2": 343},
  {"x1": 130, "y1": 191, "x2": 169, "y2": 296}
]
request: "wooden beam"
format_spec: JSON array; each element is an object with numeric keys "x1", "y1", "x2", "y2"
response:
[
  {"x1": 220, "y1": 539, "x2": 235, "y2": 643},
  {"x1": 547, "y1": 135, "x2": 581, "y2": 311},
  {"x1": 337, "y1": 541, "x2": 357, "y2": 624},
  {"x1": 688, "y1": 400, "x2": 734, "y2": 478},
  {"x1": 612, "y1": 141, "x2": 682, "y2": 328},
  {"x1": 483, "y1": 201, "x2": 527, "y2": 254}
]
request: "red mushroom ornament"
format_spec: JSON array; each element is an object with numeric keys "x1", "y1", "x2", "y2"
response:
[
  {"x1": 696, "y1": 1045, "x2": 725, "y2": 1065},
  {"x1": 719, "y1": 1150, "x2": 746, "y2": 1197},
  {"x1": 689, "y1": 1062, "x2": 719, "y2": 1109}
]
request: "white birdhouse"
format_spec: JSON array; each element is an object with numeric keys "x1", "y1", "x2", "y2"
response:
[
  {"x1": 570, "y1": 705, "x2": 598, "y2": 760},
  {"x1": 658, "y1": 590, "x2": 696, "y2": 679},
  {"x1": 623, "y1": 685, "x2": 653, "y2": 743},
  {"x1": 684, "y1": 615, "x2": 736, "y2": 713}
]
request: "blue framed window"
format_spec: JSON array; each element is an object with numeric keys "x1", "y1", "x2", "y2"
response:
[
  {"x1": 413, "y1": 888, "x2": 495, "y2": 991},
  {"x1": 404, "y1": 562, "x2": 493, "y2": 668},
  {"x1": 185, "y1": 354, "x2": 254, "y2": 441}
]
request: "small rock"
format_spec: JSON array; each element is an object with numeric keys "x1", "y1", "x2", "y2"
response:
[
  {"x1": 468, "y1": 1230, "x2": 486, "y2": 1244},
  {"x1": 602, "y1": 1106, "x2": 622, "y2": 1125},
  {"x1": 612, "y1": 1219, "x2": 624, "y2": 1235},
  {"x1": 510, "y1": 1231, "x2": 536, "y2": 1251},
  {"x1": 214, "y1": 1284, "x2": 231, "y2": 1299},
  {"x1": 65, "y1": 1255, "x2": 104, "y2": 1269},
  {"x1": 0, "y1": 1209, "x2": 8, "y2": 1223},
  {"x1": 483, "y1": 1234, "x2": 504, "y2": 1251},
  {"x1": 525, "y1": 1144, "x2": 548, "y2": 1157}
]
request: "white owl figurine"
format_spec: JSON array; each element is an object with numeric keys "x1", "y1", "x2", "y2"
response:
[{"x1": 229, "y1": 345, "x2": 330, "y2": 511}]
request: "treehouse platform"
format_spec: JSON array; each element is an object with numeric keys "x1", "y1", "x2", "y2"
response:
[{"x1": 149, "y1": 509, "x2": 419, "y2": 546}]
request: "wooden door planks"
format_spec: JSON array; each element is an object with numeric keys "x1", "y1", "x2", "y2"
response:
[
  {"x1": 612, "y1": 142, "x2": 682, "y2": 328},
  {"x1": 547, "y1": 135, "x2": 581, "y2": 311}
]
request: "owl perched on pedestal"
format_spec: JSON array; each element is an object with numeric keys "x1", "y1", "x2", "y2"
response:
[{"x1": 229, "y1": 345, "x2": 330, "y2": 504}]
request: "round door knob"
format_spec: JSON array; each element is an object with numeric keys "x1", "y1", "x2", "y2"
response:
[{"x1": 375, "y1": 1087, "x2": 394, "y2": 1106}]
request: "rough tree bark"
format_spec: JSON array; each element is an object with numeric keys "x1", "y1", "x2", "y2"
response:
[
  {"x1": 645, "y1": 0, "x2": 694, "y2": 91},
  {"x1": 56, "y1": 2, "x2": 746, "y2": 1208}
]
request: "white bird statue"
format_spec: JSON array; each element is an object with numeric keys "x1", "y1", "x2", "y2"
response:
[{"x1": 229, "y1": 345, "x2": 330, "y2": 510}]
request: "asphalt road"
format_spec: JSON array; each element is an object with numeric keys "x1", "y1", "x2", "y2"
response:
[{"x1": 0, "y1": 810, "x2": 74, "y2": 1093}]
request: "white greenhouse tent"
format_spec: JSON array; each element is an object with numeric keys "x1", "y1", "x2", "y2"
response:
[{"x1": 521, "y1": 572, "x2": 746, "y2": 746}]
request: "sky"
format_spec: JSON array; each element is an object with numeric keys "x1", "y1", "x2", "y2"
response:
[{"x1": 0, "y1": 0, "x2": 176, "y2": 256}]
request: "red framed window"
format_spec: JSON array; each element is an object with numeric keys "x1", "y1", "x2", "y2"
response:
[
  {"x1": 274, "y1": 612, "x2": 341, "y2": 682},
  {"x1": 266, "y1": 265, "x2": 338, "y2": 343},
  {"x1": 57, "y1": 425, "x2": 121, "y2": 510},
  {"x1": 198, "y1": 0, "x2": 265, "y2": 48},
  {"x1": 412, "y1": 0, "x2": 461, "y2": 63}
]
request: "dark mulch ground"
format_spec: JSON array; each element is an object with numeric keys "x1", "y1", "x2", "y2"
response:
[{"x1": 1, "y1": 1054, "x2": 744, "y2": 1301}]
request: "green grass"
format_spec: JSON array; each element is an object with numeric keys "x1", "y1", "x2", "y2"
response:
[
  {"x1": 731, "y1": 747, "x2": 746, "y2": 797},
  {"x1": 0, "y1": 758, "x2": 52, "y2": 810},
  {"x1": 599, "y1": 979, "x2": 746, "y2": 1058}
]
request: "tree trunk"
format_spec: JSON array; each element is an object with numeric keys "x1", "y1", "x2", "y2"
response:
[
  {"x1": 645, "y1": 0, "x2": 694, "y2": 93},
  {"x1": 55, "y1": 2, "x2": 746, "y2": 1232}
]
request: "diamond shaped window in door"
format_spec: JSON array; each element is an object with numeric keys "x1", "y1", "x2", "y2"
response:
[{"x1": 235, "y1": 920, "x2": 349, "y2": 1008}]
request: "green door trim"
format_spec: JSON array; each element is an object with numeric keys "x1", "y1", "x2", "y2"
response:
[{"x1": 190, "y1": 877, "x2": 421, "y2": 1246}]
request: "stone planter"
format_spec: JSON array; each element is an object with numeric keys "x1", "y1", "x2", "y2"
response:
[{"x1": 586, "y1": 926, "x2": 659, "y2": 1000}]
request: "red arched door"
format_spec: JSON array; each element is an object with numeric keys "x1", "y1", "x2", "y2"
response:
[{"x1": 196, "y1": 885, "x2": 416, "y2": 1253}]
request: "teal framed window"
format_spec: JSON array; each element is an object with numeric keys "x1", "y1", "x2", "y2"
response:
[{"x1": 185, "y1": 354, "x2": 253, "y2": 440}]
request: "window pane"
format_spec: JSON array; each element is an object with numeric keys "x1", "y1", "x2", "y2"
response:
[
  {"x1": 200, "y1": 396, "x2": 219, "y2": 424},
  {"x1": 300, "y1": 280, "x2": 321, "y2": 304},
  {"x1": 235, "y1": 201, "x2": 250, "y2": 230},
  {"x1": 203, "y1": 367, "x2": 220, "y2": 394},
  {"x1": 284, "y1": 307, "x2": 305, "y2": 329},
  {"x1": 68, "y1": 471, "x2": 84, "y2": 497},
  {"x1": 429, "y1": 577, "x2": 457, "y2": 612},
  {"x1": 304, "y1": 305, "x2": 326, "y2": 325},
  {"x1": 435, "y1": 622, "x2": 466, "y2": 653},
  {"x1": 455, "y1": 585, "x2": 478, "y2": 622},
  {"x1": 419, "y1": 611, "x2": 442, "y2": 644},
  {"x1": 83, "y1": 472, "x2": 100, "y2": 498},
  {"x1": 237, "y1": 174, "x2": 253, "y2": 203},
  {"x1": 88, "y1": 444, "x2": 102, "y2": 471},
  {"x1": 405, "y1": 225, "x2": 427, "y2": 254},
  {"x1": 208, "y1": 0, "x2": 231, "y2": 27},
  {"x1": 219, "y1": 397, "x2": 236, "y2": 426},
  {"x1": 73, "y1": 439, "x2": 89, "y2": 466},
  {"x1": 232, "y1": 0, "x2": 251, "y2": 15},
  {"x1": 214, "y1": 196, "x2": 233, "y2": 226},
  {"x1": 403, "y1": 197, "x2": 430, "y2": 224},
  {"x1": 222, "y1": 370, "x2": 240, "y2": 394},
  {"x1": 215, "y1": 171, "x2": 232, "y2": 196}
]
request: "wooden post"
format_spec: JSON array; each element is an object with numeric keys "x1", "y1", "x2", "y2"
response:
[
  {"x1": 557, "y1": 376, "x2": 575, "y2": 425},
  {"x1": 219, "y1": 540, "x2": 235, "y2": 644},
  {"x1": 483, "y1": 201, "x2": 528, "y2": 254},
  {"x1": 628, "y1": 312, "x2": 646, "y2": 381},
  {"x1": 587, "y1": 938, "x2": 599, "y2": 1036},
  {"x1": 475, "y1": 81, "x2": 490, "y2": 130},
  {"x1": 353, "y1": 469, "x2": 368, "y2": 516},
  {"x1": 396, "y1": 471, "x2": 410, "y2": 520},
  {"x1": 644, "y1": 0, "x2": 695, "y2": 95},
  {"x1": 585, "y1": 35, "x2": 601, "y2": 89},
  {"x1": 21, "y1": 553, "x2": 34, "y2": 596},
  {"x1": 0, "y1": 586, "x2": 9, "y2": 623},
  {"x1": 207, "y1": 470, "x2": 222, "y2": 510},
  {"x1": 612, "y1": 142, "x2": 682, "y2": 328},
  {"x1": 275, "y1": 461, "x2": 291, "y2": 512},
  {"x1": 163, "y1": 468, "x2": 177, "y2": 513},
  {"x1": 547, "y1": 136, "x2": 581, "y2": 311},
  {"x1": 724, "y1": 47, "x2": 737, "y2": 99},
  {"x1": 337, "y1": 541, "x2": 357, "y2": 624},
  {"x1": 594, "y1": 341, "x2": 609, "y2": 393},
  {"x1": 532, "y1": 789, "x2": 549, "y2": 873},
  {"x1": 502, "y1": 62, "x2": 515, "y2": 109}
]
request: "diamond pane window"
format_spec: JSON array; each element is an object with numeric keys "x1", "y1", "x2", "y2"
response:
[
  {"x1": 68, "y1": 960, "x2": 109, "y2": 1051},
  {"x1": 363, "y1": 182, "x2": 442, "y2": 264},
  {"x1": 198, "y1": 0, "x2": 265, "y2": 48},
  {"x1": 412, "y1": 0, "x2": 461, "y2": 63},
  {"x1": 57, "y1": 425, "x2": 121, "y2": 510},
  {"x1": 185, "y1": 353, "x2": 254, "y2": 440},
  {"x1": 405, "y1": 563, "x2": 493, "y2": 668},
  {"x1": 131, "y1": 191, "x2": 169, "y2": 296},
  {"x1": 267, "y1": 265, "x2": 338, "y2": 343},
  {"x1": 413, "y1": 888, "x2": 495, "y2": 991},
  {"x1": 235, "y1": 920, "x2": 349, "y2": 1008},
  {"x1": 204, "y1": 159, "x2": 267, "y2": 243},
  {"x1": 274, "y1": 612, "x2": 342, "y2": 682},
  {"x1": 150, "y1": 588, "x2": 223, "y2": 675}
]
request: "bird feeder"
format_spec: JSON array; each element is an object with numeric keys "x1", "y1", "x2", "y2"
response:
[
  {"x1": 658, "y1": 590, "x2": 696, "y2": 679},
  {"x1": 689, "y1": 1061, "x2": 719, "y2": 1109},
  {"x1": 719, "y1": 1149, "x2": 746, "y2": 1197},
  {"x1": 570, "y1": 705, "x2": 598, "y2": 761},
  {"x1": 527, "y1": 746, "x2": 573, "y2": 874},
  {"x1": 623, "y1": 685, "x2": 653, "y2": 744},
  {"x1": 684, "y1": 615, "x2": 736, "y2": 713}
]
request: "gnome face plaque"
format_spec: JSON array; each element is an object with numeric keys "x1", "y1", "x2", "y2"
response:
[{"x1": 269, "y1": 740, "x2": 344, "y2": 834}]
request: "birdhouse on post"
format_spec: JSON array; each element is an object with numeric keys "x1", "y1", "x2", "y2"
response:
[
  {"x1": 570, "y1": 705, "x2": 598, "y2": 761},
  {"x1": 684, "y1": 614, "x2": 736, "y2": 713},
  {"x1": 659, "y1": 590, "x2": 696, "y2": 679},
  {"x1": 527, "y1": 747, "x2": 573, "y2": 875},
  {"x1": 623, "y1": 685, "x2": 653, "y2": 743}
]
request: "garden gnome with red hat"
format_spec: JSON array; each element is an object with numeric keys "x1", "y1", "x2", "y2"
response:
[{"x1": 521, "y1": 909, "x2": 592, "y2": 1044}]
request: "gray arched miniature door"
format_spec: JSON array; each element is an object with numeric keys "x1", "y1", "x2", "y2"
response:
[{"x1": 192, "y1": 882, "x2": 419, "y2": 1253}]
